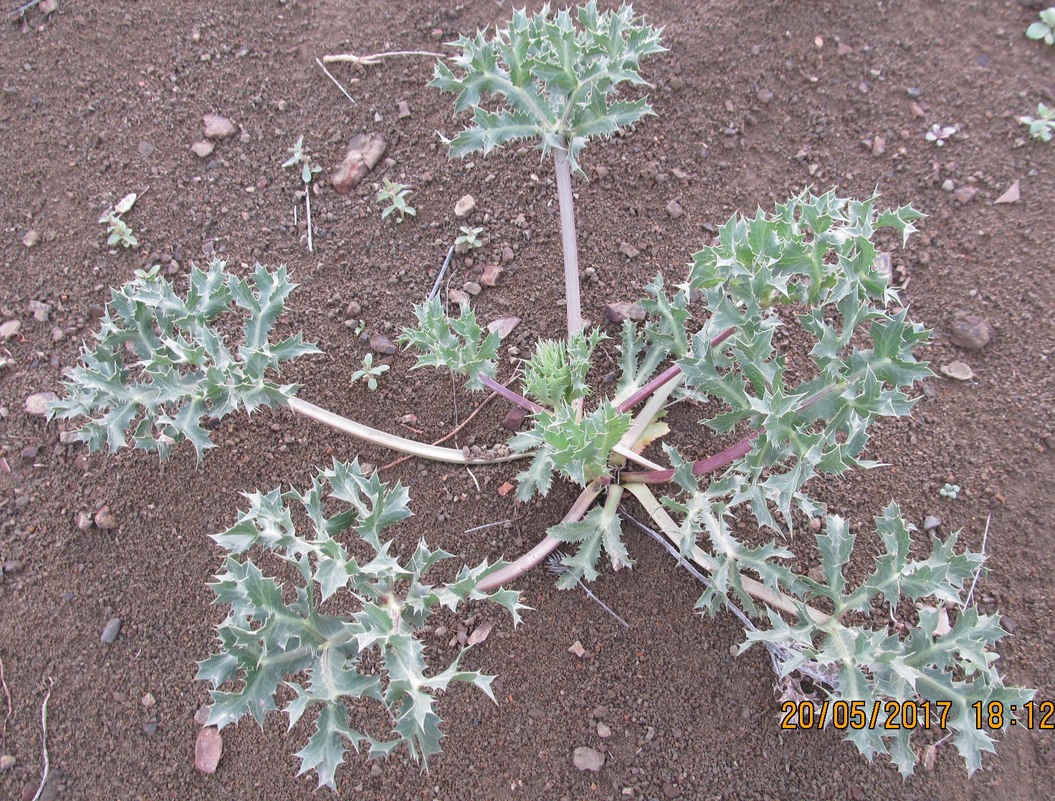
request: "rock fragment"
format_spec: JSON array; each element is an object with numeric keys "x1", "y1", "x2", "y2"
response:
[
  {"x1": 923, "y1": 515, "x2": 942, "y2": 531},
  {"x1": 618, "y1": 242, "x2": 640, "y2": 259},
  {"x1": 605, "y1": 302, "x2": 646, "y2": 324},
  {"x1": 22, "y1": 230, "x2": 40, "y2": 248},
  {"x1": 573, "y1": 746, "x2": 605, "y2": 772},
  {"x1": 24, "y1": 392, "x2": 58, "y2": 416},
  {"x1": 940, "y1": 361, "x2": 974, "y2": 381},
  {"x1": 190, "y1": 141, "x2": 215, "y2": 159},
  {"x1": 480, "y1": 263, "x2": 504, "y2": 287},
  {"x1": 949, "y1": 315, "x2": 992, "y2": 351},
  {"x1": 331, "y1": 133, "x2": 387, "y2": 194},
  {"x1": 0, "y1": 320, "x2": 20, "y2": 340},
  {"x1": 501, "y1": 406, "x2": 528, "y2": 431},
  {"x1": 195, "y1": 727, "x2": 223, "y2": 774},
  {"x1": 665, "y1": 199, "x2": 684, "y2": 218},
  {"x1": 454, "y1": 194, "x2": 476, "y2": 218},
  {"x1": 100, "y1": 617, "x2": 122, "y2": 644},
  {"x1": 202, "y1": 114, "x2": 237, "y2": 140},
  {"x1": 952, "y1": 185, "x2": 977, "y2": 204},
  {"x1": 487, "y1": 316, "x2": 520, "y2": 340},
  {"x1": 94, "y1": 505, "x2": 119, "y2": 529},
  {"x1": 994, "y1": 179, "x2": 1020, "y2": 205},
  {"x1": 368, "y1": 333, "x2": 397, "y2": 356}
]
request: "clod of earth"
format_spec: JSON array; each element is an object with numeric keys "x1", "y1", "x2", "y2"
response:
[
  {"x1": 331, "y1": 132, "x2": 386, "y2": 193},
  {"x1": 202, "y1": 114, "x2": 237, "y2": 140},
  {"x1": 949, "y1": 315, "x2": 992, "y2": 351}
]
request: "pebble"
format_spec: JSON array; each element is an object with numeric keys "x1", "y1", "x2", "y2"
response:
[
  {"x1": 448, "y1": 289, "x2": 471, "y2": 306},
  {"x1": 572, "y1": 746, "x2": 605, "y2": 772},
  {"x1": 75, "y1": 510, "x2": 93, "y2": 530},
  {"x1": 20, "y1": 446, "x2": 37, "y2": 461},
  {"x1": 194, "y1": 704, "x2": 212, "y2": 725},
  {"x1": 202, "y1": 114, "x2": 237, "y2": 139},
  {"x1": 481, "y1": 263, "x2": 504, "y2": 287},
  {"x1": 141, "y1": 692, "x2": 156, "y2": 708},
  {"x1": 665, "y1": 199, "x2": 684, "y2": 218},
  {"x1": 331, "y1": 133, "x2": 387, "y2": 194},
  {"x1": 0, "y1": 754, "x2": 14, "y2": 772},
  {"x1": 994, "y1": 179, "x2": 1020, "y2": 205},
  {"x1": 368, "y1": 333, "x2": 397, "y2": 355},
  {"x1": 137, "y1": 141, "x2": 155, "y2": 158},
  {"x1": 501, "y1": 246, "x2": 515, "y2": 264},
  {"x1": 568, "y1": 640, "x2": 586, "y2": 657},
  {"x1": 756, "y1": 88, "x2": 773, "y2": 104},
  {"x1": 941, "y1": 179, "x2": 955, "y2": 192},
  {"x1": 100, "y1": 617, "x2": 122, "y2": 644},
  {"x1": 24, "y1": 392, "x2": 58, "y2": 416},
  {"x1": 663, "y1": 783, "x2": 682, "y2": 799},
  {"x1": 0, "y1": 320, "x2": 20, "y2": 340},
  {"x1": 454, "y1": 194, "x2": 476, "y2": 218},
  {"x1": 22, "y1": 230, "x2": 41, "y2": 248},
  {"x1": 923, "y1": 515, "x2": 942, "y2": 531},
  {"x1": 195, "y1": 727, "x2": 223, "y2": 774},
  {"x1": 142, "y1": 721, "x2": 158, "y2": 736},
  {"x1": 3, "y1": 561, "x2": 22, "y2": 575},
  {"x1": 605, "y1": 302, "x2": 646, "y2": 324},
  {"x1": 952, "y1": 185, "x2": 978, "y2": 204},
  {"x1": 29, "y1": 300, "x2": 51, "y2": 321},
  {"x1": 463, "y1": 281, "x2": 482, "y2": 296},
  {"x1": 940, "y1": 361, "x2": 974, "y2": 381},
  {"x1": 397, "y1": 100, "x2": 411, "y2": 119},
  {"x1": 871, "y1": 136, "x2": 886, "y2": 156},
  {"x1": 190, "y1": 141, "x2": 215, "y2": 159},
  {"x1": 618, "y1": 242, "x2": 640, "y2": 259},
  {"x1": 949, "y1": 315, "x2": 992, "y2": 351},
  {"x1": 596, "y1": 722, "x2": 612, "y2": 738},
  {"x1": 94, "y1": 505, "x2": 119, "y2": 529}
]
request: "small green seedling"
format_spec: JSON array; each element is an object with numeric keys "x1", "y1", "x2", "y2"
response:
[
  {"x1": 1026, "y1": 7, "x2": 1055, "y2": 45},
  {"x1": 350, "y1": 352, "x2": 390, "y2": 391},
  {"x1": 925, "y1": 124, "x2": 957, "y2": 146},
  {"x1": 282, "y1": 136, "x2": 323, "y2": 252},
  {"x1": 940, "y1": 482, "x2": 961, "y2": 499},
  {"x1": 99, "y1": 192, "x2": 139, "y2": 249},
  {"x1": 454, "y1": 225, "x2": 484, "y2": 253},
  {"x1": 1020, "y1": 103, "x2": 1055, "y2": 142},
  {"x1": 376, "y1": 179, "x2": 416, "y2": 222}
]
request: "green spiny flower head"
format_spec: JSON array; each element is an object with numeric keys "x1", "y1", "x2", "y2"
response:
[{"x1": 431, "y1": 1, "x2": 666, "y2": 172}]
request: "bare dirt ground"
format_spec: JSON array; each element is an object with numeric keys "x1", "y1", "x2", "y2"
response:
[{"x1": 1, "y1": 1, "x2": 1053, "y2": 799}]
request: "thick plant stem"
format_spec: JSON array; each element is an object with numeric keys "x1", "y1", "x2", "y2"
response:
[
  {"x1": 553, "y1": 146, "x2": 583, "y2": 337},
  {"x1": 476, "y1": 479, "x2": 606, "y2": 593},
  {"x1": 624, "y1": 483, "x2": 828, "y2": 624},
  {"x1": 288, "y1": 396, "x2": 527, "y2": 465},
  {"x1": 616, "y1": 326, "x2": 737, "y2": 414},
  {"x1": 478, "y1": 374, "x2": 543, "y2": 413},
  {"x1": 619, "y1": 431, "x2": 760, "y2": 484}
]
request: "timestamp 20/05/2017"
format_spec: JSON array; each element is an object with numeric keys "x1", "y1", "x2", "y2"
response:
[{"x1": 779, "y1": 699, "x2": 1055, "y2": 731}]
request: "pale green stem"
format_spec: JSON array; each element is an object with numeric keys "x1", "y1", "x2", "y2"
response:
[
  {"x1": 288, "y1": 396, "x2": 528, "y2": 465},
  {"x1": 615, "y1": 370, "x2": 683, "y2": 459},
  {"x1": 553, "y1": 146, "x2": 583, "y2": 336},
  {"x1": 623, "y1": 483, "x2": 829, "y2": 624}
]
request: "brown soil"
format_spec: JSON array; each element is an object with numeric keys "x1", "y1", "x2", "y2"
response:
[{"x1": 2, "y1": 1, "x2": 1053, "y2": 799}]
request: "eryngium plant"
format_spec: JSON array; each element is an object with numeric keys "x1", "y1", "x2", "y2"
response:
[
  {"x1": 47, "y1": 261, "x2": 317, "y2": 459},
  {"x1": 199, "y1": 460, "x2": 526, "y2": 789}
]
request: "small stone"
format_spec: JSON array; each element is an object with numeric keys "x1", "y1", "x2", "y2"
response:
[
  {"x1": 605, "y1": 302, "x2": 646, "y2": 324},
  {"x1": 141, "y1": 692, "x2": 156, "y2": 708},
  {"x1": 665, "y1": 199, "x2": 684, "y2": 218},
  {"x1": 397, "y1": 100, "x2": 411, "y2": 119},
  {"x1": 202, "y1": 114, "x2": 237, "y2": 140},
  {"x1": 923, "y1": 515, "x2": 942, "y2": 531},
  {"x1": 3, "y1": 561, "x2": 22, "y2": 575},
  {"x1": 952, "y1": 185, "x2": 977, "y2": 204},
  {"x1": 596, "y1": 722, "x2": 612, "y2": 738},
  {"x1": 94, "y1": 505, "x2": 118, "y2": 529},
  {"x1": 24, "y1": 392, "x2": 58, "y2": 416},
  {"x1": 949, "y1": 315, "x2": 992, "y2": 351},
  {"x1": 40, "y1": 0, "x2": 58, "y2": 13},
  {"x1": 756, "y1": 88, "x2": 773, "y2": 104},
  {"x1": 194, "y1": 704, "x2": 212, "y2": 726},
  {"x1": 573, "y1": 746, "x2": 605, "y2": 772},
  {"x1": 486, "y1": 316, "x2": 520, "y2": 339},
  {"x1": 190, "y1": 141, "x2": 215, "y2": 159},
  {"x1": 448, "y1": 289, "x2": 471, "y2": 306},
  {"x1": 871, "y1": 136, "x2": 886, "y2": 156},
  {"x1": 940, "y1": 361, "x2": 974, "y2": 381},
  {"x1": 142, "y1": 721, "x2": 158, "y2": 736},
  {"x1": 331, "y1": 133, "x2": 387, "y2": 194},
  {"x1": 75, "y1": 511, "x2": 93, "y2": 530},
  {"x1": 368, "y1": 333, "x2": 397, "y2": 356},
  {"x1": 501, "y1": 246, "x2": 515, "y2": 263},
  {"x1": 0, "y1": 320, "x2": 20, "y2": 340},
  {"x1": 195, "y1": 727, "x2": 223, "y2": 774},
  {"x1": 29, "y1": 300, "x2": 51, "y2": 321},
  {"x1": 463, "y1": 281, "x2": 482, "y2": 296},
  {"x1": 454, "y1": 194, "x2": 476, "y2": 218},
  {"x1": 100, "y1": 617, "x2": 122, "y2": 644},
  {"x1": 663, "y1": 783, "x2": 682, "y2": 799},
  {"x1": 618, "y1": 242, "x2": 639, "y2": 259},
  {"x1": 480, "y1": 264, "x2": 504, "y2": 287},
  {"x1": 1002, "y1": 614, "x2": 1017, "y2": 634},
  {"x1": 909, "y1": 101, "x2": 926, "y2": 118},
  {"x1": 994, "y1": 179, "x2": 1020, "y2": 205},
  {"x1": 0, "y1": 754, "x2": 15, "y2": 772},
  {"x1": 941, "y1": 179, "x2": 955, "y2": 193},
  {"x1": 837, "y1": 41, "x2": 853, "y2": 56},
  {"x1": 137, "y1": 141, "x2": 155, "y2": 159},
  {"x1": 20, "y1": 446, "x2": 38, "y2": 461},
  {"x1": 568, "y1": 640, "x2": 586, "y2": 657},
  {"x1": 22, "y1": 230, "x2": 41, "y2": 248}
]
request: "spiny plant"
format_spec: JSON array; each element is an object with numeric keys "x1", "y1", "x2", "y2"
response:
[
  {"x1": 376, "y1": 178, "x2": 416, "y2": 222},
  {"x1": 48, "y1": 2, "x2": 1033, "y2": 790}
]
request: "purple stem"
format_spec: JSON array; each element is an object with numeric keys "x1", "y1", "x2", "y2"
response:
[
  {"x1": 616, "y1": 326, "x2": 737, "y2": 414},
  {"x1": 479, "y1": 373, "x2": 544, "y2": 414},
  {"x1": 619, "y1": 430, "x2": 761, "y2": 484}
]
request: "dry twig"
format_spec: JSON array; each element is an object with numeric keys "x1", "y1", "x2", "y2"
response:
[
  {"x1": 0, "y1": 653, "x2": 11, "y2": 752},
  {"x1": 321, "y1": 49, "x2": 444, "y2": 66},
  {"x1": 30, "y1": 678, "x2": 53, "y2": 801}
]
